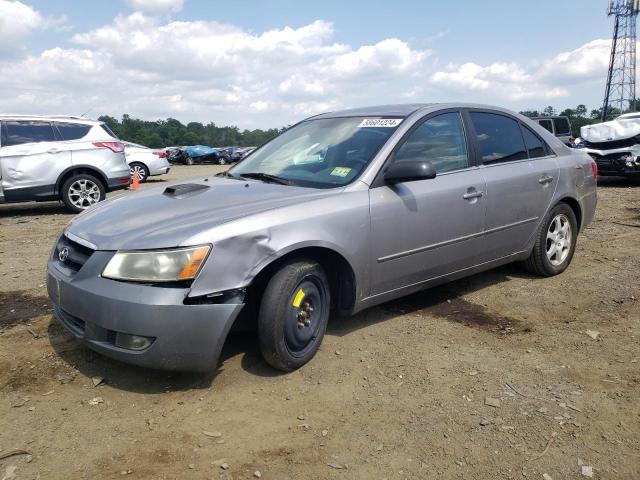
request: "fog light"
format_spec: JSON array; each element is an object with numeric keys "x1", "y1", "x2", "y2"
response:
[{"x1": 114, "y1": 333, "x2": 154, "y2": 351}]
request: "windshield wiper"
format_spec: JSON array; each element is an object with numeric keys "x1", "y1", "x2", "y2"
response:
[
  {"x1": 237, "y1": 172, "x2": 292, "y2": 185},
  {"x1": 216, "y1": 171, "x2": 241, "y2": 179}
]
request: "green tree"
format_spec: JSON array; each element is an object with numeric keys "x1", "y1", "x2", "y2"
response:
[{"x1": 542, "y1": 106, "x2": 556, "y2": 116}]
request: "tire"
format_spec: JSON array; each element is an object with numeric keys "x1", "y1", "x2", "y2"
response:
[
  {"x1": 218, "y1": 157, "x2": 227, "y2": 165},
  {"x1": 129, "y1": 162, "x2": 149, "y2": 183},
  {"x1": 522, "y1": 202, "x2": 578, "y2": 276},
  {"x1": 185, "y1": 157, "x2": 194, "y2": 166},
  {"x1": 60, "y1": 173, "x2": 106, "y2": 213},
  {"x1": 258, "y1": 259, "x2": 330, "y2": 371}
]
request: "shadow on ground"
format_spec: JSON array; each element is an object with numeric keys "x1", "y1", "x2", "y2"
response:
[
  {"x1": 0, "y1": 201, "x2": 70, "y2": 218},
  {"x1": 43, "y1": 263, "x2": 536, "y2": 392}
]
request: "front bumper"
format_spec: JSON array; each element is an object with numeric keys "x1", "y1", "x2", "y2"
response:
[
  {"x1": 585, "y1": 148, "x2": 640, "y2": 176},
  {"x1": 47, "y1": 247, "x2": 244, "y2": 372}
]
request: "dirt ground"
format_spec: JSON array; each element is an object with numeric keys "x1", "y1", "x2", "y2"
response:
[{"x1": 0, "y1": 165, "x2": 639, "y2": 480}]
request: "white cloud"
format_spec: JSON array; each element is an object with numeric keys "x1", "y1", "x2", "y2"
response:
[
  {"x1": 0, "y1": 6, "x2": 617, "y2": 128},
  {"x1": 0, "y1": 1, "x2": 68, "y2": 58},
  {"x1": 430, "y1": 62, "x2": 569, "y2": 100},
  {"x1": 537, "y1": 39, "x2": 611, "y2": 82},
  {"x1": 428, "y1": 39, "x2": 615, "y2": 103},
  {"x1": 1, "y1": 13, "x2": 430, "y2": 125},
  {"x1": 124, "y1": 0, "x2": 184, "y2": 13}
]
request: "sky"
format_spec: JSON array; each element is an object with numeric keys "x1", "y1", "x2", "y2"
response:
[{"x1": 0, "y1": 0, "x2": 621, "y2": 128}]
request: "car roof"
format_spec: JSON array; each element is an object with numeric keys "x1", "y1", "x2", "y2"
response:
[
  {"x1": 0, "y1": 115, "x2": 102, "y2": 125},
  {"x1": 309, "y1": 103, "x2": 532, "y2": 120}
]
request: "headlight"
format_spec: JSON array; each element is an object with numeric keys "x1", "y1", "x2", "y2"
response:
[{"x1": 102, "y1": 245, "x2": 211, "y2": 282}]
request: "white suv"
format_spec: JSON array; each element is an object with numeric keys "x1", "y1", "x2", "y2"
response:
[{"x1": 0, "y1": 115, "x2": 131, "y2": 212}]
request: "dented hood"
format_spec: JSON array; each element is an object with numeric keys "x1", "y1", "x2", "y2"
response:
[
  {"x1": 581, "y1": 116, "x2": 640, "y2": 143},
  {"x1": 66, "y1": 176, "x2": 340, "y2": 250}
]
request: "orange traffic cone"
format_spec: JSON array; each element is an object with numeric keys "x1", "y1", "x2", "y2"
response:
[{"x1": 131, "y1": 170, "x2": 139, "y2": 190}]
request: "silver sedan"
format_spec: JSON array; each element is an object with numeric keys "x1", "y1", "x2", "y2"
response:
[{"x1": 47, "y1": 104, "x2": 597, "y2": 372}]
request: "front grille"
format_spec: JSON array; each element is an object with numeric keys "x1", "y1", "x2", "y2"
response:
[
  {"x1": 55, "y1": 235, "x2": 95, "y2": 272},
  {"x1": 55, "y1": 307, "x2": 85, "y2": 336}
]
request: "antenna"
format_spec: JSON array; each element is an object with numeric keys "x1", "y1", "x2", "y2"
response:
[
  {"x1": 80, "y1": 107, "x2": 93, "y2": 118},
  {"x1": 601, "y1": 0, "x2": 640, "y2": 121}
]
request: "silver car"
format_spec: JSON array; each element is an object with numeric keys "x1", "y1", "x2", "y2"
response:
[
  {"x1": 47, "y1": 104, "x2": 597, "y2": 372},
  {"x1": 0, "y1": 115, "x2": 131, "y2": 212}
]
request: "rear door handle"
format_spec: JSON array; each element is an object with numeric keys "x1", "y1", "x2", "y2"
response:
[
  {"x1": 48, "y1": 148, "x2": 61, "y2": 154},
  {"x1": 538, "y1": 175, "x2": 554, "y2": 185},
  {"x1": 463, "y1": 189, "x2": 484, "y2": 200}
]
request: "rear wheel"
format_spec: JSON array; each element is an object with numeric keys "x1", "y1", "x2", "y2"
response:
[
  {"x1": 60, "y1": 173, "x2": 105, "y2": 213},
  {"x1": 129, "y1": 162, "x2": 149, "y2": 183},
  {"x1": 258, "y1": 259, "x2": 330, "y2": 371},
  {"x1": 522, "y1": 203, "x2": 578, "y2": 276}
]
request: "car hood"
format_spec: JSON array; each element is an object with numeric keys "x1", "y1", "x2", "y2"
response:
[{"x1": 67, "y1": 176, "x2": 341, "y2": 250}]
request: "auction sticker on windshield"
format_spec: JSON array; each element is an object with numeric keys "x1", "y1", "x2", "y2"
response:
[
  {"x1": 331, "y1": 167, "x2": 352, "y2": 177},
  {"x1": 358, "y1": 118, "x2": 403, "y2": 128}
]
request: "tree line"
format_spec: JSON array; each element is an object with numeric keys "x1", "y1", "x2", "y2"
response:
[
  {"x1": 98, "y1": 114, "x2": 286, "y2": 149},
  {"x1": 100, "y1": 103, "x2": 639, "y2": 149}
]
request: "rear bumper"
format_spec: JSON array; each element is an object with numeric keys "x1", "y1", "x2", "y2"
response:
[
  {"x1": 106, "y1": 176, "x2": 131, "y2": 191},
  {"x1": 47, "y1": 250, "x2": 244, "y2": 372},
  {"x1": 150, "y1": 166, "x2": 171, "y2": 176}
]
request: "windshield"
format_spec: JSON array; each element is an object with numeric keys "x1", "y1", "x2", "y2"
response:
[{"x1": 228, "y1": 117, "x2": 403, "y2": 188}]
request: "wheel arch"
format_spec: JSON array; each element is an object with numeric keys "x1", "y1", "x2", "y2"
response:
[
  {"x1": 247, "y1": 245, "x2": 357, "y2": 318},
  {"x1": 55, "y1": 165, "x2": 108, "y2": 196},
  {"x1": 556, "y1": 196, "x2": 583, "y2": 231}
]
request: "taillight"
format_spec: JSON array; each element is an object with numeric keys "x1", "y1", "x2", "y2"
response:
[
  {"x1": 153, "y1": 151, "x2": 167, "y2": 158},
  {"x1": 591, "y1": 159, "x2": 598, "y2": 179},
  {"x1": 93, "y1": 141, "x2": 124, "y2": 153}
]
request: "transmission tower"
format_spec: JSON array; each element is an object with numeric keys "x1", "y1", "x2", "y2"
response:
[{"x1": 602, "y1": 0, "x2": 640, "y2": 121}]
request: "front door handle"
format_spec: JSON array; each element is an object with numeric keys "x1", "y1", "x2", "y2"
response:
[
  {"x1": 48, "y1": 148, "x2": 61, "y2": 154},
  {"x1": 463, "y1": 189, "x2": 484, "y2": 200},
  {"x1": 538, "y1": 175, "x2": 554, "y2": 185}
]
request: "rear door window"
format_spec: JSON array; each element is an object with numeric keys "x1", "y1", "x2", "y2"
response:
[
  {"x1": 55, "y1": 122, "x2": 91, "y2": 141},
  {"x1": 469, "y1": 112, "x2": 528, "y2": 164},
  {"x1": 2, "y1": 121, "x2": 57, "y2": 146},
  {"x1": 553, "y1": 118, "x2": 571, "y2": 135}
]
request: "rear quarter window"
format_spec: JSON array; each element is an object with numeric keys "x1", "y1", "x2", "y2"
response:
[
  {"x1": 521, "y1": 125, "x2": 548, "y2": 159},
  {"x1": 55, "y1": 122, "x2": 92, "y2": 141},
  {"x1": 100, "y1": 123, "x2": 119, "y2": 139}
]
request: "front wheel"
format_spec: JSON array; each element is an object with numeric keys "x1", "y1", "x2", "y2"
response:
[
  {"x1": 258, "y1": 259, "x2": 330, "y2": 371},
  {"x1": 60, "y1": 174, "x2": 106, "y2": 213},
  {"x1": 522, "y1": 203, "x2": 578, "y2": 276},
  {"x1": 218, "y1": 156, "x2": 228, "y2": 165},
  {"x1": 185, "y1": 157, "x2": 194, "y2": 166}
]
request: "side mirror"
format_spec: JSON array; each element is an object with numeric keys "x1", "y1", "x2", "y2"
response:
[{"x1": 384, "y1": 161, "x2": 436, "y2": 185}]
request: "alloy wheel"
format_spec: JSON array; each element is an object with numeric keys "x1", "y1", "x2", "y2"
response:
[
  {"x1": 546, "y1": 213, "x2": 572, "y2": 266},
  {"x1": 68, "y1": 179, "x2": 101, "y2": 209}
]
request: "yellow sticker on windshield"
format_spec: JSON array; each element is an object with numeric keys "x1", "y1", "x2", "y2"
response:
[
  {"x1": 330, "y1": 167, "x2": 352, "y2": 177},
  {"x1": 292, "y1": 289, "x2": 305, "y2": 308}
]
